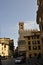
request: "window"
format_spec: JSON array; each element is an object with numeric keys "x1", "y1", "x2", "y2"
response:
[
  {"x1": 38, "y1": 53, "x2": 41, "y2": 58},
  {"x1": 28, "y1": 41, "x2": 30, "y2": 45},
  {"x1": 42, "y1": 26, "x2": 43, "y2": 31},
  {"x1": 33, "y1": 46, "x2": 37, "y2": 50},
  {"x1": 32, "y1": 41, "x2": 36, "y2": 44},
  {"x1": 38, "y1": 46, "x2": 41, "y2": 50},
  {"x1": 32, "y1": 36, "x2": 33, "y2": 39},
  {"x1": 32, "y1": 41, "x2": 34, "y2": 44},
  {"x1": 32, "y1": 36, "x2": 36, "y2": 39},
  {"x1": 34, "y1": 36, "x2": 36, "y2": 39},
  {"x1": 29, "y1": 54, "x2": 32, "y2": 58},
  {"x1": 4, "y1": 45, "x2": 6, "y2": 48},
  {"x1": 37, "y1": 35, "x2": 39, "y2": 39},
  {"x1": 2, "y1": 47, "x2": 3, "y2": 50},
  {"x1": 21, "y1": 25, "x2": 23, "y2": 29},
  {"x1": 28, "y1": 36, "x2": 30, "y2": 40},
  {"x1": 34, "y1": 53, "x2": 37, "y2": 56},
  {"x1": 34, "y1": 33, "x2": 36, "y2": 39},
  {"x1": 37, "y1": 40, "x2": 40, "y2": 44},
  {"x1": 2, "y1": 52, "x2": 3, "y2": 54},
  {"x1": 2, "y1": 43, "x2": 4, "y2": 46},
  {"x1": 18, "y1": 40, "x2": 25, "y2": 45},
  {"x1": 28, "y1": 46, "x2": 31, "y2": 50}
]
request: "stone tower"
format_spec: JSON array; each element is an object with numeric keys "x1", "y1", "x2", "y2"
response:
[{"x1": 19, "y1": 22, "x2": 24, "y2": 34}]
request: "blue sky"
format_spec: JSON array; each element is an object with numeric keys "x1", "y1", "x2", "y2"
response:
[{"x1": 0, "y1": 0, "x2": 38, "y2": 48}]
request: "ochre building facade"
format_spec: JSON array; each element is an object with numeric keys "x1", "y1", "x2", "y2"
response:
[{"x1": 0, "y1": 38, "x2": 14, "y2": 57}]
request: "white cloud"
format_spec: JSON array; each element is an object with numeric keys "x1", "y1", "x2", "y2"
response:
[{"x1": 24, "y1": 21, "x2": 40, "y2": 31}]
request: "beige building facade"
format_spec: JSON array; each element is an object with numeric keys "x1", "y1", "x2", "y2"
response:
[
  {"x1": 18, "y1": 22, "x2": 42, "y2": 59},
  {"x1": 0, "y1": 38, "x2": 14, "y2": 57}
]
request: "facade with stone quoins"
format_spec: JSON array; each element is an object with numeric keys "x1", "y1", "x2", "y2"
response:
[{"x1": 18, "y1": 22, "x2": 43, "y2": 59}]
